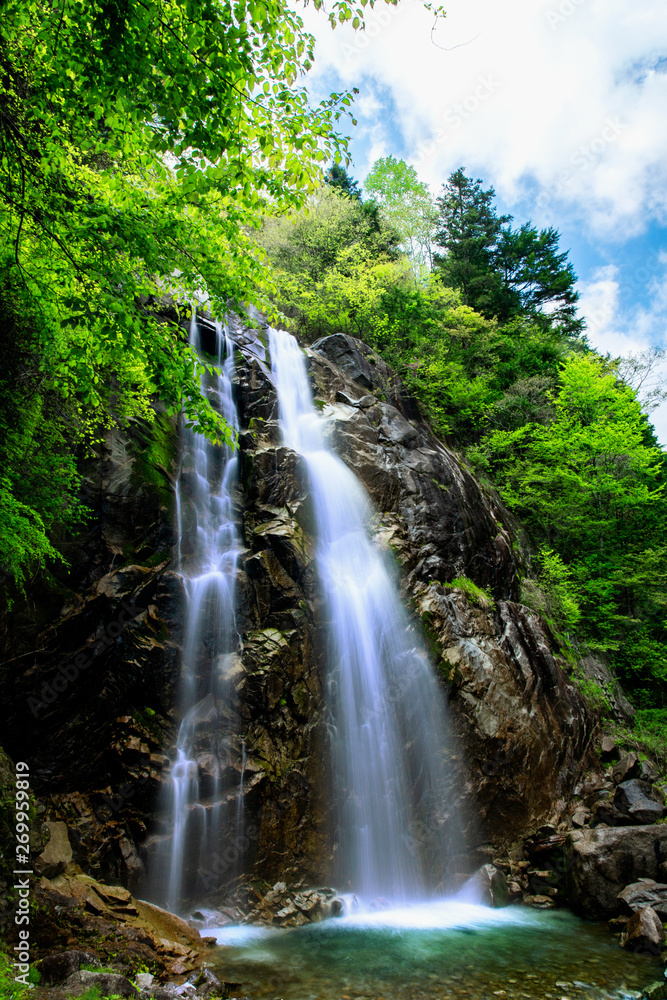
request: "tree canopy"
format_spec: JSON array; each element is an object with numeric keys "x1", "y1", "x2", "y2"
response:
[
  {"x1": 0, "y1": 0, "x2": 379, "y2": 589},
  {"x1": 434, "y1": 168, "x2": 582, "y2": 334},
  {"x1": 363, "y1": 156, "x2": 437, "y2": 275}
]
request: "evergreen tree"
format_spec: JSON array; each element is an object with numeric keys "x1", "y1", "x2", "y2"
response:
[
  {"x1": 495, "y1": 223, "x2": 583, "y2": 334},
  {"x1": 434, "y1": 168, "x2": 582, "y2": 335},
  {"x1": 433, "y1": 168, "x2": 509, "y2": 316},
  {"x1": 325, "y1": 164, "x2": 362, "y2": 201}
]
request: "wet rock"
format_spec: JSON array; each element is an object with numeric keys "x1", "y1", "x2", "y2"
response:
[
  {"x1": 643, "y1": 983, "x2": 667, "y2": 1000},
  {"x1": 63, "y1": 970, "x2": 137, "y2": 997},
  {"x1": 35, "y1": 820, "x2": 72, "y2": 878},
  {"x1": 523, "y1": 894, "x2": 556, "y2": 908},
  {"x1": 620, "y1": 906, "x2": 665, "y2": 954},
  {"x1": 600, "y1": 736, "x2": 620, "y2": 762},
  {"x1": 36, "y1": 950, "x2": 101, "y2": 984},
  {"x1": 189, "y1": 967, "x2": 226, "y2": 998},
  {"x1": 613, "y1": 753, "x2": 640, "y2": 784},
  {"x1": 614, "y1": 778, "x2": 667, "y2": 825},
  {"x1": 461, "y1": 864, "x2": 508, "y2": 907},
  {"x1": 567, "y1": 825, "x2": 667, "y2": 918},
  {"x1": 618, "y1": 880, "x2": 667, "y2": 920},
  {"x1": 615, "y1": 780, "x2": 667, "y2": 825},
  {"x1": 32, "y1": 871, "x2": 209, "y2": 976},
  {"x1": 188, "y1": 907, "x2": 237, "y2": 930},
  {"x1": 246, "y1": 882, "x2": 341, "y2": 926},
  {"x1": 1, "y1": 324, "x2": 602, "y2": 900}
]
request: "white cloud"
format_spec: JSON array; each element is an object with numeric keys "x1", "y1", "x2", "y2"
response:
[
  {"x1": 577, "y1": 258, "x2": 667, "y2": 442},
  {"x1": 300, "y1": 0, "x2": 667, "y2": 236}
]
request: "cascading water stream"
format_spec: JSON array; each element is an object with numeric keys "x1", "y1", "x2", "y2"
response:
[
  {"x1": 151, "y1": 314, "x2": 242, "y2": 914},
  {"x1": 269, "y1": 328, "x2": 465, "y2": 905}
]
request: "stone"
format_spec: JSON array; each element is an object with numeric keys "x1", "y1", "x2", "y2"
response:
[
  {"x1": 612, "y1": 753, "x2": 640, "y2": 785},
  {"x1": 460, "y1": 864, "x2": 509, "y2": 907},
  {"x1": 643, "y1": 984, "x2": 667, "y2": 1000},
  {"x1": 190, "y1": 967, "x2": 226, "y2": 998},
  {"x1": 615, "y1": 780, "x2": 667, "y2": 825},
  {"x1": 590, "y1": 798, "x2": 627, "y2": 827},
  {"x1": 36, "y1": 950, "x2": 100, "y2": 984},
  {"x1": 35, "y1": 821, "x2": 72, "y2": 878},
  {"x1": 63, "y1": 970, "x2": 137, "y2": 997},
  {"x1": 523, "y1": 894, "x2": 556, "y2": 908},
  {"x1": 567, "y1": 825, "x2": 667, "y2": 918},
  {"x1": 600, "y1": 736, "x2": 619, "y2": 762},
  {"x1": 620, "y1": 906, "x2": 665, "y2": 954},
  {"x1": 507, "y1": 880, "x2": 523, "y2": 901},
  {"x1": 638, "y1": 758, "x2": 660, "y2": 783},
  {"x1": 571, "y1": 807, "x2": 590, "y2": 828},
  {"x1": 618, "y1": 880, "x2": 667, "y2": 920},
  {"x1": 136, "y1": 973, "x2": 155, "y2": 990}
]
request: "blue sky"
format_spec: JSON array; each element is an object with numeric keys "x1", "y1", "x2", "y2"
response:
[{"x1": 300, "y1": 0, "x2": 667, "y2": 440}]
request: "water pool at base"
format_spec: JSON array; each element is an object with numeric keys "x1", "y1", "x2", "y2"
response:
[{"x1": 208, "y1": 902, "x2": 662, "y2": 1000}]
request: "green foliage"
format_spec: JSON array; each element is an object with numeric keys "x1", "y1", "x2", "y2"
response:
[
  {"x1": 520, "y1": 547, "x2": 581, "y2": 633},
  {"x1": 324, "y1": 163, "x2": 362, "y2": 201},
  {"x1": 434, "y1": 168, "x2": 582, "y2": 335},
  {"x1": 0, "y1": 0, "x2": 386, "y2": 588},
  {"x1": 0, "y1": 950, "x2": 39, "y2": 1000},
  {"x1": 445, "y1": 576, "x2": 494, "y2": 609},
  {"x1": 573, "y1": 675, "x2": 612, "y2": 716},
  {"x1": 256, "y1": 186, "x2": 402, "y2": 339},
  {"x1": 608, "y1": 713, "x2": 667, "y2": 780},
  {"x1": 475, "y1": 353, "x2": 667, "y2": 702},
  {"x1": 433, "y1": 168, "x2": 509, "y2": 316},
  {"x1": 363, "y1": 156, "x2": 438, "y2": 276}
]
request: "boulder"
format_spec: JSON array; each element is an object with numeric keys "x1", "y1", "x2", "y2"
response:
[
  {"x1": 618, "y1": 880, "x2": 667, "y2": 920},
  {"x1": 189, "y1": 968, "x2": 227, "y2": 998},
  {"x1": 245, "y1": 882, "x2": 343, "y2": 926},
  {"x1": 600, "y1": 736, "x2": 619, "y2": 762},
  {"x1": 460, "y1": 864, "x2": 509, "y2": 907},
  {"x1": 35, "y1": 821, "x2": 72, "y2": 878},
  {"x1": 571, "y1": 806, "x2": 590, "y2": 828},
  {"x1": 615, "y1": 780, "x2": 666, "y2": 825},
  {"x1": 644, "y1": 984, "x2": 667, "y2": 1000},
  {"x1": 63, "y1": 970, "x2": 137, "y2": 997},
  {"x1": 612, "y1": 753, "x2": 640, "y2": 784},
  {"x1": 33, "y1": 871, "x2": 210, "y2": 976},
  {"x1": 567, "y1": 825, "x2": 667, "y2": 918},
  {"x1": 36, "y1": 950, "x2": 100, "y2": 984},
  {"x1": 619, "y1": 906, "x2": 665, "y2": 954}
]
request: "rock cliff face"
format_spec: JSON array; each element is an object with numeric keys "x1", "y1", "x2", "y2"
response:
[
  {"x1": 231, "y1": 329, "x2": 595, "y2": 867},
  {"x1": 0, "y1": 325, "x2": 597, "y2": 915},
  {"x1": 0, "y1": 411, "x2": 183, "y2": 899}
]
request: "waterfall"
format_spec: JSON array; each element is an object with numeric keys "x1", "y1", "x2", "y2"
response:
[
  {"x1": 269, "y1": 328, "x2": 465, "y2": 905},
  {"x1": 150, "y1": 313, "x2": 242, "y2": 914}
]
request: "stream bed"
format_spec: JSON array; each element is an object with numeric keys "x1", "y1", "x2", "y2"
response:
[{"x1": 209, "y1": 902, "x2": 663, "y2": 1000}]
